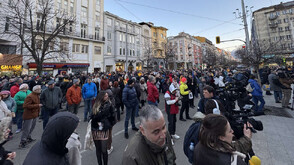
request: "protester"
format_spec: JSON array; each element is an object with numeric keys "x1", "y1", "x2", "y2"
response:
[
  {"x1": 91, "y1": 91, "x2": 116, "y2": 165},
  {"x1": 82, "y1": 78, "x2": 97, "y2": 122},
  {"x1": 14, "y1": 84, "x2": 31, "y2": 134},
  {"x1": 179, "y1": 77, "x2": 191, "y2": 121},
  {"x1": 122, "y1": 105, "x2": 176, "y2": 165},
  {"x1": 40, "y1": 80, "x2": 62, "y2": 129},
  {"x1": 19, "y1": 85, "x2": 42, "y2": 148},
  {"x1": 0, "y1": 91, "x2": 15, "y2": 138},
  {"x1": 139, "y1": 77, "x2": 147, "y2": 108},
  {"x1": 111, "y1": 81, "x2": 121, "y2": 121},
  {"x1": 147, "y1": 76, "x2": 159, "y2": 106},
  {"x1": 268, "y1": 70, "x2": 282, "y2": 103},
  {"x1": 10, "y1": 78, "x2": 23, "y2": 98},
  {"x1": 248, "y1": 75, "x2": 265, "y2": 113},
  {"x1": 23, "y1": 112, "x2": 79, "y2": 165},
  {"x1": 66, "y1": 79, "x2": 82, "y2": 115},
  {"x1": 122, "y1": 79, "x2": 139, "y2": 139},
  {"x1": 278, "y1": 72, "x2": 293, "y2": 109}
]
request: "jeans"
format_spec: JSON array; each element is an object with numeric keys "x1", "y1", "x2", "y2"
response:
[
  {"x1": 84, "y1": 98, "x2": 93, "y2": 120},
  {"x1": 16, "y1": 111, "x2": 23, "y2": 130},
  {"x1": 252, "y1": 96, "x2": 265, "y2": 111},
  {"x1": 43, "y1": 107, "x2": 58, "y2": 129},
  {"x1": 148, "y1": 101, "x2": 158, "y2": 106},
  {"x1": 124, "y1": 105, "x2": 136, "y2": 133},
  {"x1": 274, "y1": 91, "x2": 282, "y2": 102}
]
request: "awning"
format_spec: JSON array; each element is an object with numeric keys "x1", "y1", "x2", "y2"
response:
[{"x1": 28, "y1": 63, "x2": 90, "y2": 68}]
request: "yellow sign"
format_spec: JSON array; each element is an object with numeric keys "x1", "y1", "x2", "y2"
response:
[{"x1": 1, "y1": 65, "x2": 22, "y2": 70}]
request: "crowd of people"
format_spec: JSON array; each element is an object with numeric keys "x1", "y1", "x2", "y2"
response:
[{"x1": 0, "y1": 66, "x2": 291, "y2": 164}]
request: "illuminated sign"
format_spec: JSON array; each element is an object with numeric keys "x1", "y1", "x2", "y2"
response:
[{"x1": 0, "y1": 65, "x2": 22, "y2": 70}]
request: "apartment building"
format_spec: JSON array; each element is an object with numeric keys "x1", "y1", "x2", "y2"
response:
[
  {"x1": 0, "y1": 0, "x2": 104, "y2": 75},
  {"x1": 253, "y1": 1, "x2": 294, "y2": 58},
  {"x1": 103, "y1": 11, "x2": 142, "y2": 72},
  {"x1": 167, "y1": 32, "x2": 202, "y2": 70}
]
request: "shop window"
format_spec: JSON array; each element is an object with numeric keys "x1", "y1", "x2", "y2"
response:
[{"x1": 94, "y1": 46, "x2": 101, "y2": 55}]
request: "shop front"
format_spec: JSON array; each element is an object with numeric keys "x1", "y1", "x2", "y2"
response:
[
  {"x1": 115, "y1": 62, "x2": 125, "y2": 72},
  {"x1": 27, "y1": 63, "x2": 90, "y2": 76},
  {"x1": 0, "y1": 54, "x2": 23, "y2": 76}
]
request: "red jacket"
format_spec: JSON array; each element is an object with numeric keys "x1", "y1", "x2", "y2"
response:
[
  {"x1": 165, "y1": 91, "x2": 179, "y2": 114},
  {"x1": 10, "y1": 84, "x2": 19, "y2": 98},
  {"x1": 147, "y1": 81, "x2": 159, "y2": 103},
  {"x1": 66, "y1": 85, "x2": 82, "y2": 105}
]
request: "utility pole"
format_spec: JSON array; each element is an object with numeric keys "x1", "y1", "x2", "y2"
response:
[
  {"x1": 241, "y1": 0, "x2": 250, "y2": 54},
  {"x1": 125, "y1": 24, "x2": 128, "y2": 72}
]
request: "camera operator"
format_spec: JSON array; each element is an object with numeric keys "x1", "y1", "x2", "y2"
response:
[{"x1": 197, "y1": 85, "x2": 220, "y2": 114}]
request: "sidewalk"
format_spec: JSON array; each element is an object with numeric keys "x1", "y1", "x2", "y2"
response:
[{"x1": 252, "y1": 91, "x2": 294, "y2": 165}]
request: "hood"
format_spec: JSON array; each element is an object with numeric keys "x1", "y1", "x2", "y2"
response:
[
  {"x1": 41, "y1": 112, "x2": 79, "y2": 156},
  {"x1": 192, "y1": 112, "x2": 206, "y2": 122},
  {"x1": 169, "y1": 84, "x2": 177, "y2": 93}
]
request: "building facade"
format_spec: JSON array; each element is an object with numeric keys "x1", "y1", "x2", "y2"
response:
[
  {"x1": 253, "y1": 1, "x2": 294, "y2": 60},
  {"x1": 0, "y1": 0, "x2": 105, "y2": 75},
  {"x1": 103, "y1": 12, "x2": 142, "y2": 72}
]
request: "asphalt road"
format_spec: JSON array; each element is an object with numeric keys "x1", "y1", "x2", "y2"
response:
[{"x1": 6, "y1": 94, "x2": 197, "y2": 165}]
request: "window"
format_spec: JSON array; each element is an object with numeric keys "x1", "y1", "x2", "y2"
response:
[
  {"x1": 277, "y1": 20, "x2": 282, "y2": 24},
  {"x1": 286, "y1": 35, "x2": 292, "y2": 40},
  {"x1": 64, "y1": 0, "x2": 68, "y2": 13},
  {"x1": 57, "y1": 0, "x2": 61, "y2": 10},
  {"x1": 95, "y1": 27, "x2": 99, "y2": 40},
  {"x1": 120, "y1": 47, "x2": 122, "y2": 55},
  {"x1": 123, "y1": 34, "x2": 125, "y2": 42},
  {"x1": 4, "y1": 17, "x2": 10, "y2": 31},
  {"x1": 81, "y1": 24, "x2": 87, "y2": 38},
  {"x1": 94, "y1": 46, "x2": 101, "y2": 55},
  {"x1": 96, "y1": 0, "x2": 100, "y2": 11},
  {"x1": 276, "y1": 11, "x2": 280, "y2": 16},
  {"x1": 271, "y1": 28, "x2": 276, "y2": 32},
  {"x1": 107, "y1": 18, "x2": 112, "y2": 26},
  {"x1": 161, "y1": 34, "x2": 163, "y2": 38},
  {"x1": 278, "y1": 27, "x2": 283, "y2": 32},
  {"x1": 284, "y1": 18, "x2": 289, "y2": 23},
  {"x1": 129, "y1": 36, "x2": 132, "y2": 43},
  {"x1": 72, "y1": 44, "x2": 80, "y2": 53},
  {"x1": 81, "y1": 45, "x2": 88, "y2": 53},
  {"x1": 129, "y1": 49, "x2": 132, "y2": 56},
  {"x1": 153, "y1": 32, "x2": 157, "y2": 37},
  {"x1": 107, "y1": 46, "x2": 111, "y2": 54},
  {"x1": 280, "y1": 36, "x2": 285, "y2": 40},
  {"x1": 37, "y1": 13, "x2": 44, "y2": 31},
  {"x1": 69, "y1": 22, "x2": 73, "y2": 32},
  {"x1": 288, "y1": 43, "x2": 294, "y2": 49},
  {"x1": 60, "y1": 42, "x2": 69, "y2": 51},
  {"x1": 123, "y1": 48, "x2": 125, "y2": 55},
  {"x1": 70, "y1": 0, "x2": 74, "y2": 14},
  {"x1": 107, "y1": 32, "x2": 111, "y2": 40},
  {"x1": 36, "y1": 39, "x2": 42, "y2": 49},
  {"x1": 281, "y1": 44, "x2": 286, "y2": 49},
  {"x1": 133, "y1": 49, "x2": 135, "y2": 56},
  {"x1": 136, "y1": 37, "x2": 140, "y2": 44},
  {"x1": 120, "y1": 33, "x2": 122, "y2": 41},
  {"x1": 137, "y1": 50, "x2": 140, "y2": 56},
  {"x1": 285, "y1": 26, "x2": 290, "y2": 31},
  {"x1": 283, "y1": 10, "x2": 287, "y2": 15},
  {"x1": 81, "y1": 7, "x2": 87, "y2": 18}
]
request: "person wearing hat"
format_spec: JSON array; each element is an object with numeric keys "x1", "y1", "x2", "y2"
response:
[
  {"x1": 66, "y1": 79, "x2": 82, "y2": 115},
  {"x1": 14, "y1": 83, "x2": 31, "y2": 134},
  {"x1": 179, "y1": 77, "x2": 191, "y2": 121},
  {"x1": 40, "y1": 80, "x2": 62, "y2": 129},
  {"x1": 19, "y1": 85, "x2": 42, "y2": 148},
  {"x1": 122, "y1": 79, "x2": 139, "y2": 139}
]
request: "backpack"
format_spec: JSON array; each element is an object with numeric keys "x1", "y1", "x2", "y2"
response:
[
  {"x1": 183, "y1": 121, "x2": 202, "y2": 164},
  {"x1": 246, "y1": 83, "x2": 253, "y2": 92}
]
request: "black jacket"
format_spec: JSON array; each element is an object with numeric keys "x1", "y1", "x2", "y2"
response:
[
  {"x1": 91, "y1": 101, "x2": 116, "y2": 131},
  {"x1": 23, "y1": 112, "x2": 79, "y2": 165}
]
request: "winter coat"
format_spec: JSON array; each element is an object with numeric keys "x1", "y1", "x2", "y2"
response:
[
  {"x1": 22, "y1": 92, "x2": 41, "y2": 120},
  {"x1": 2, "y1": 96, "x2": 16, "y2": 112},
  {"x1": 147, "y1": 81, "x2": 159, "y2": 103},
  {"x1": 0, "y1": 117, "x2": 13, "y2": 165},
  {"x1": 40, "y1": 87, "x2": 62, "y2": 110},
  {"x1": 122, "y1": 85, "x2": 138, "y2": 108},
  {"x1": 14, "y1": 90, "x2": 32, "y2": 113},
  {"x1": 279, "y1": 77, "x2": 293, "y2": 89},
  {"x1": 248, "y1": 79, "x2": 263, "y2": 96},
  {"x1": 66, "y1": 85, "x2": 82, "y2": 105},
  {"x1": 139, "y1": 83, "x2": 147, "y2": 101},
  {"x1": 23, "y1": 112, "x2": 79, "y2": 165},
  {"x1": 10, "y1": 83, "x2": 19, "y2": 98},
  {"x1": 91, "y1": 101, "x2": 116, "y2": 131},
  {"x1": 122, "y1": 131, "x2": 176, "y2": 165},
  {"x1": 111, "y1": 87, "x2": 121, "y2": 106},
  {"x1": 164, "y1": 88, "x2": 179, "y2": 115},
  {"x1": 66, "y1": 132, "x2": 82, "y2": 165},
  {"x1": 268, "y1": 73, "x2": 282, "y2": 91},
  {"x1": 193, "y1": 143, "x2": 246, "y2": 165},
  {"x1": 82, "y1": 82, "x2": 97, "y2": 99},
  {"x1": 0, "y1": 101, "x2": 11, "y2": 120}
]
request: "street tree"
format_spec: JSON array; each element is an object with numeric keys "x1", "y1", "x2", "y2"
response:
[
  {"x1": 0, "y1": 0, "x2": 75, "y2": 75},
  {"x1": 203, "y1": 47, "x2": 217, "y2": 68}
]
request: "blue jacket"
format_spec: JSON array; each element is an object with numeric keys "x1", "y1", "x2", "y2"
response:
[
  {"x1": 248, "y1": 79, "x2": 263, "y2": 96},
  {"x1": 82, "y1": 82, "x2": 97, "y2": 99},
  {"x1": 122, "y1": 85, "x2": 138, "y2": 108}
]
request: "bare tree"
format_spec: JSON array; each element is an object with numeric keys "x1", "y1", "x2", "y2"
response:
[
  {"x1": 203, "y1": 47, "x2": 217, "y2": 67},
  {"x1": 0, "y1": 0, "x2": 75, "y2": 75},
  {"x1": 163, "y1": 42, "x2": 177, "y2": 70},
  {"x1": 139, "y1": 38, "x2": 153, "y2": 70}
]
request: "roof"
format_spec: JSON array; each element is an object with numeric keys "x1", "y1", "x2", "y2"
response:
[{"x1": 253, "y1": 1, "x2": 294, "y2": 14}]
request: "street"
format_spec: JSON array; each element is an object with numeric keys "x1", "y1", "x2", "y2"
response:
[{"x1": 5, "y1": 92, "x2": 294, "y2": 165}]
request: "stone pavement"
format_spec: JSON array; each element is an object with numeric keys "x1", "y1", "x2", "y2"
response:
[{"x1": 252, "y1": 91, "x2": 294, "y2": 165}]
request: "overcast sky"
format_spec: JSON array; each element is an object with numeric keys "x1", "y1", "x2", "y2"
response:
[{"x1": 105, "y1": 0, "x2": 290, "y2": 52}]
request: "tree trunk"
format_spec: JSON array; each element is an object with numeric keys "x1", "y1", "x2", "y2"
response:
[
  {"x1": 254, "y1": 65, "x2": 262, "y2": 85},
  {"x1": 37, "y1": 62, "x2": 43, "y2": 76}
]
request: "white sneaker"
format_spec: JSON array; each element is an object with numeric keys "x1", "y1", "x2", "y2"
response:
[
  {"x1": 15, "y1": 129, "x2": 21, "y2": 134},
  {"x1": 171, "y1": 134, "x2": 180, "y2": 139},
  {"x1": 107, "y1": 146, "x2": 113, "y2": 155}
]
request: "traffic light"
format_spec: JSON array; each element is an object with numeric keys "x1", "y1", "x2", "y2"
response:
[{"x1": 216, "y1": 36, "x2": 220, "y2": 44}]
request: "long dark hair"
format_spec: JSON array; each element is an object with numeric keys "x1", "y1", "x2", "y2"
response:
[
  {"x1": 199, "y1": 114, "x2": 235, "y2": 153},
  {"x1": 92, "y1": 91, "x2": 108, "y2": 115}
]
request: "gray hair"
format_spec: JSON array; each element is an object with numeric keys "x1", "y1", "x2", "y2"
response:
[
  {"x1": 139, "y1": 105, "x2": 163, "y2": 128},
  {"x1": 33, "y1": 85, "x2": 41, "y2": 92},
  {"x1": 148, "y1": 75, "x2": 155, "y2": 83}
]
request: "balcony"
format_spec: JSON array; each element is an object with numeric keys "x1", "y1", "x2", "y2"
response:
[
  {"x1": 269, "y1": 23, "x2": 278, "y2": 28},
  {"x1": 269, "y1": 15, "x2": 278, "y2": 20}
]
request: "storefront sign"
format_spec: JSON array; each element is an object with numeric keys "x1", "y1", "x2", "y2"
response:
[{"x1": 0, "y1": 65, "x2": 22, "y2": 70}]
